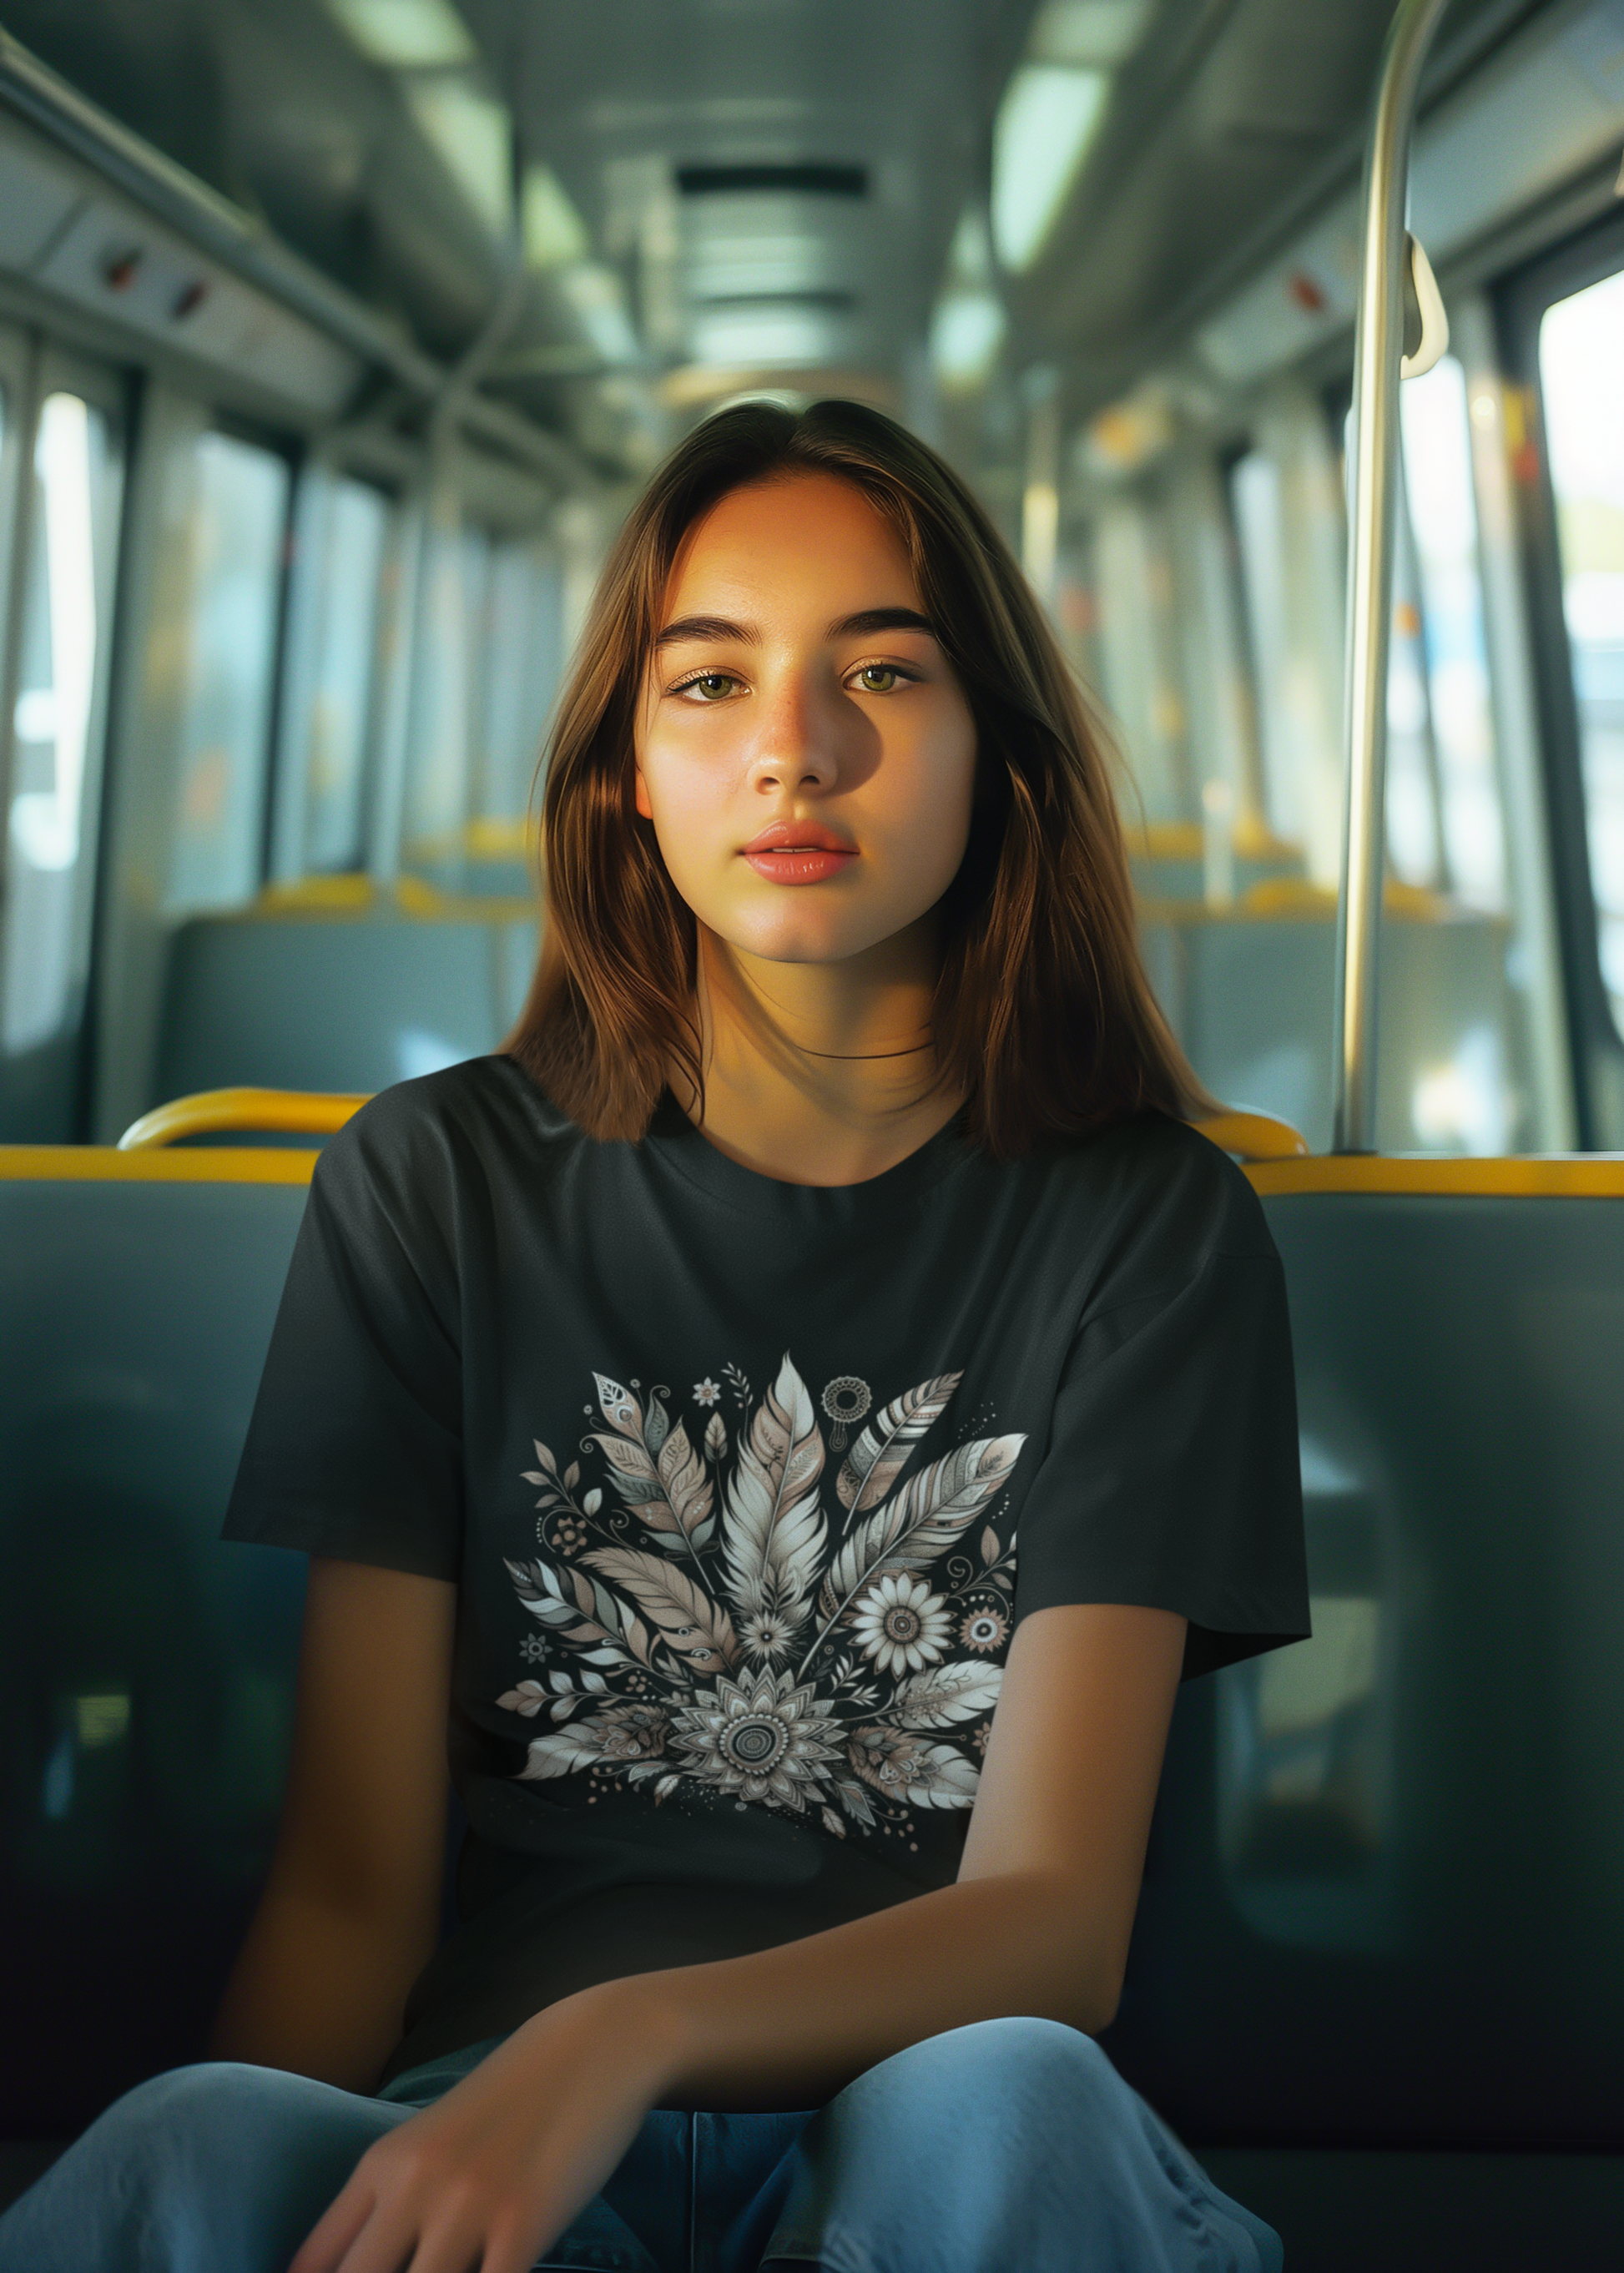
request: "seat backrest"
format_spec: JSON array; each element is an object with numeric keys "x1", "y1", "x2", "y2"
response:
[
  {"x1": 1107, "y1": 1163, "x2": 1624, "y2": 2151},
  {"x1": 0, "y1": 1150, "x2": 311, "y2": 2135},
  {"x1": 155, "y1": 907, "x2": 538, "y2": 1101}
]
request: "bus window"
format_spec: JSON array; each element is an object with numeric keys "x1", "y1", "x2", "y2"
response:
[
  {"x1": 3, "y1": 389, "x2": 124, "y2": 1094},
  {"x1": 1399, "y1": 355, "x2": 1507, "y2": 914},
  {"x1": 403, "y1": 507, "x2": 487, "y2": 874},
  {"x1": 273, "y1": 470, "x2": 390, "y2": 879},
  {"x1": 166, "y1": 432, "x2": 291, "y2": 914},
  {"x1": 471, "y1": 535, "x2": 563, "y2": 851},
  {"x1": 1539, "y1": 267, "x2": 1624, "y2": 1036}
]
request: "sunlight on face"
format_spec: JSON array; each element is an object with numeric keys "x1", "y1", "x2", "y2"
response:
[{"x1": 634, "y1": 472, "x2": 978, "y2": 968}]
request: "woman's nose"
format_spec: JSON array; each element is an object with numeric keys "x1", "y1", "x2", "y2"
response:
[{"x1": 744, "y1": 673, "x2": 842, "y2": 792}]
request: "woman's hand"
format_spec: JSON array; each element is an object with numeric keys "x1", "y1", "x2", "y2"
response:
[{"x1": 289, "y1": 1980, "x2": 678, "y2": 2273}]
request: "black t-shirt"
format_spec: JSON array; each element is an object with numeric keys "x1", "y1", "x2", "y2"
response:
[{"x1": 224, "y1": 1056, "x2": 1308, "y2": 2077}]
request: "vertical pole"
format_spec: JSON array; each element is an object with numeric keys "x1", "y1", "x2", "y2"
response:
[{"x1": 1331, "y1": 0, "x2": 1450, "y2": 1152}]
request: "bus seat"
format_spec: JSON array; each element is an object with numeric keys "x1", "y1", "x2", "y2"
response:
[
  {"x1": 1106, "y1": 1159, "x2": 1624, "y2": 2162},
  {"x1": 0, "y1": 1148, "x2": 312, "y2": 2139},
  {"x1": 154, "y1": 900, "x2": 538, "y2": 1104}
]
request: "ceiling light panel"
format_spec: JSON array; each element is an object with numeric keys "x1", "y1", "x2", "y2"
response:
[
  {"x1": 992, "y1": 64, "x2": 1109, "y2": 271},
  {"x1": 325, "y1": 0, "x2": 477, "y2": 70},
  {"x1": 1028, "y1": 0, "x2": 1153, "y2": 69},
  {"x1": 404, "y1": 74, "x2": 512, "y2": 235}
]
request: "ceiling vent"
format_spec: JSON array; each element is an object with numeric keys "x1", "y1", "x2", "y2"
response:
[{"x1": 674, "y1": 163, "x2": 869, "y2": 199}]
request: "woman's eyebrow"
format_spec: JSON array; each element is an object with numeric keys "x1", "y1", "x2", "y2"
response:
[
  {"x1": 828, "y1": 606, "x2": 936, "y2": 640},
  {"x1": 654, "y1": 613, "x2": 758, "y2": 649}
]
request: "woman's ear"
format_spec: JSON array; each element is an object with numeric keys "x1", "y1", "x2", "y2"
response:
[{"x1": 633, "y1": 764, "x2": 653, "y2": 821}]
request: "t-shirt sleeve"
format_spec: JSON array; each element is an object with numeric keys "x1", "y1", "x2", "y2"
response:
[
  {"x1": 221, "y1": 1089, "x2": 466, "y2": 1580},
  {"x1": 1012, "y1": 1136, "x2": 1309, "y2": 1679}
]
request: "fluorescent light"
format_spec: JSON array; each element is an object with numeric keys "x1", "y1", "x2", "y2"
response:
[
  {"x1": 405, "y1": 75, "x2": 512, "y2": 236},
  {"x1": 522, "y1": 164, "x2": 589, "y2": 270},
  {"x1": 557, "y1": 264, "x2": 641, "y2": 364},
  {"x1": 930, "y1": 290, "x2": 1006, "y2": 392},
  {"x1": 992, "y1": 66, "x2": 1108, "y2": 271},
  {"x1": 325, "y1": 0, "x2": 475, "y2": 68},
  {"x1": 1028, "y1": 0, "x2": 1152, "y2": 68}
]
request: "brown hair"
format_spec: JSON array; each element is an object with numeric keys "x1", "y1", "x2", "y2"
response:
[{"x1": 507, "y1": 397, "x2": 1208, "y2": 1157}]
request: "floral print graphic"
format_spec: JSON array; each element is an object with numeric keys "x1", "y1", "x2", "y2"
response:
[{"x1": 497, "y1": 1355, "x2": 1023, "y2": 1836}]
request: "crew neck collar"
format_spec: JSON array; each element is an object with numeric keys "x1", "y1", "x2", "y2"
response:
[{"x1": 642, "y1": 1090, "x2": 981, "y2": 1218}]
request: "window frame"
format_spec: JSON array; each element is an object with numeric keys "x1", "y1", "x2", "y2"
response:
[{"x1": 1496, "y1": 206, "x2": 1624, "y2": 1148}]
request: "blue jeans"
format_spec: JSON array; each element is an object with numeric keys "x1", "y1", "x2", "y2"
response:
[{"x1": 0, "y1": 2017, "x2": 1282, "y2": 2272}]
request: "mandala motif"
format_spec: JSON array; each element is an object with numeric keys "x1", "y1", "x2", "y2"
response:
[
  {"x1": 502, "y1": 1354, "x2": 1025, "y2": 1834},
  {"x1": 820, "y1": 1374, "x2": 871, "y2": 1454}
]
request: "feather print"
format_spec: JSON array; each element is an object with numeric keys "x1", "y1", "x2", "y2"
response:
[
  {"x1": 502, "y1": 1352, "x2": 1026, "y2": 1838},
  {"x1": 823, "y1": 1434, "x2": 1021, "y2": 1610},
  {"x1": 721, "y1": 1353, "x2": 827, "y2": 1636},
  {"x1": 583, "y1": 1545, "x2": 739, "y2": 1671},
  {"x1": 835, "y1": 1372, "x2": 962, "y2": 1513}
]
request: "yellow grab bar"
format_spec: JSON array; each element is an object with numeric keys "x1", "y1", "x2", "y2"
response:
[
  {"x1": 118, "y1": 1087, "x2": 370, "y2": 1150},
  {"x1": 1192, "y1": 1111, "x2": 1310, "y2": 1162}
]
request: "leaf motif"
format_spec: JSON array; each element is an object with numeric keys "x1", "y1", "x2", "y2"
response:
[
  {"x1": 504, "y1": 1557, "x2": 646, "y2": 1668},
  {"x1": 564, "y1": 1462, "x2": 581, "y2": 1491},
  {"x1": 643, "y1": 1394, "x2": 671, "y2": 1456},
  {"x1": 981, "y1": 1525, "x2": 998, "y2": 1565},
  {"x1": 657, "y1": 1420, "x2": 714, "y2": 1541},
  {"x1": 721, "y1": 1353, "x2": 827, "y2": 1634},
  {"x1": 591, "y1": 1432, "x2": 680, "y2": 1530},
  {"x1": 823, "y1": 1434, "x2": 1024, "y2": 1614},
  {"x1": 704, "y1": 1412, "x2": 726, "y2": 1462},
  {"x1": 895, "y1": 1742, "x2": 981, "y2": 1808},
  {"x1": 835, "y1": 1777, "x2": 875, "y2": 1828},
  {"x1": 583, "y1": 1546, "x2": 739, "y2": 1670},
  {"x1": 496, "y1": 1681, "x2": 547, "y2": 1717},
  {"x1": 890, "y1": 1661, "x2": 1003, "y2": 1729},
  {"x1": 517, "y1": 1724, "x2": 618, "y2": 1779},
  {"x1": 532, "y1": 1440, "x2": 558, "y2": 1474},
  {"x1": 594, "y1": 1374, "x2": 642, "y2": 1439},
  {"x1": 836, "y1": 1372, "x2": 961, "y2": 1512},
  {"x1": 820, "y1": 1806, "x2": 846, "y2": 1839}
]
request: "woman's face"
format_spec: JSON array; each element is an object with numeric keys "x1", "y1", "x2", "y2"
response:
[{"x1": 634, "y1": 471, "x2": 978, "y2": 969}]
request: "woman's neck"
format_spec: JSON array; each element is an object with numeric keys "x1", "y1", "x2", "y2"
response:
[{"x1": 677, "y1": 919, "x2": 966, "y2": 1187}]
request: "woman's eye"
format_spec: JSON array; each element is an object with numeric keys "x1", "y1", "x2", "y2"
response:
[
  {"x1": 854, "y1": 664, "x2": 901, "y2": 693},
  {"x1": 681, "y1": 673, "x2": 738, "y2": 702}
]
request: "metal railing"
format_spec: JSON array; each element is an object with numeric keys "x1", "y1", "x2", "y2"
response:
[{"x1": 1330, "y1": 0, "x2": 1452, "y2": 1152}]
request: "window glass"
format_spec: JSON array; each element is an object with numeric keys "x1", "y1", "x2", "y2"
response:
[
  {"x1": 1398, "y1": 355, "x2": 1505, "y2": 912},
  {"x1": 4, "y1": 390, "x2": 124, "y2": 1054},
  {"x1": 167, "y1": 431, "x2": 290, "y2": 913},
  {"x1": 283, "y1": 472, "x2": 389, "y2": 874},
  {"x1": 404, "y1": 513, "x2": 486, "y2": 865},
  {"x1": 1539, "y1": 269, "x2": 1624, "y2": 1033},
  {"x1": 471, "y1": 536, "x2": 563, "y2": 831}
]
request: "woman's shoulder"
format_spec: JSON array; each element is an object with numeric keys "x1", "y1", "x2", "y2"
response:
[
  {"x1": 1030, "y1": 1110, "x2": 1280, "y2": 1277},
  {"x1": 315, "y1": 1055, "x2": 582, "y2": 1197}
]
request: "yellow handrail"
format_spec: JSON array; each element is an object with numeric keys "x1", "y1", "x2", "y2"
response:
[
  {"x1": 118, "y1": 1087, "x2": 370, "y2": 1150},
  {"x1": 1192, "y1": 1111, "x2": 1310, "y2": 1162}
]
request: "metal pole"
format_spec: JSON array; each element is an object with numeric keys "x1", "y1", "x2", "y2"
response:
[{"x1": 1330, "y1": 0, "x2": 1450, "y2": 1153}]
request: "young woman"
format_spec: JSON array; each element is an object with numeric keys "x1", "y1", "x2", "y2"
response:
[{"x1": 0, "y1": 400, "x2": 1307, "y2": 2273}]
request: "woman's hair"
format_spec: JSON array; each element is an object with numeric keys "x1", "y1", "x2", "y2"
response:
[{"x1": 507, "y1": 397, "x2": 1209, "y2": 1157}]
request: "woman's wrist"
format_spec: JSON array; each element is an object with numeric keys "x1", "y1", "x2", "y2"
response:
[{"x1": 515, "y1": 1971, "x2": 698, "y2": 2100}]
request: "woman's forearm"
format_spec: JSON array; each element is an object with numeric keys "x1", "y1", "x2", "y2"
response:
[{"x1": 577, "y1": 1868, "x2": 1120, "y2": 2114}]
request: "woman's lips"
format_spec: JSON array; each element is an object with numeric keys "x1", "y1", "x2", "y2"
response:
[{"x1": 743, "y1": 845, "x2": 858, "y2": 885}]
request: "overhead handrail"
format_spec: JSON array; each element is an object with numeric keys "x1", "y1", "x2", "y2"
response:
[
  {"x1": 0, "y1": 30, "x2": 590, "y2": 495},
  {"x1": 1191, "y1": 1111, "x2": 1309, "y2": 1162},
  {"x1": 118, "y1": 1088, "x2": 368, "y2": 1151},
  {"x1": 1331, "y1": 0, "x2": 1451, "y2": 1154}
]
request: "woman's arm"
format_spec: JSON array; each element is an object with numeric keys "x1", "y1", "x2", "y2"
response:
[
  {"x1": 293, "y1": 1600, "x2": 1185, "y2": 2273},
  {"x1": 209, "y1": 1557, "x2": 456, "y2": 2091}
]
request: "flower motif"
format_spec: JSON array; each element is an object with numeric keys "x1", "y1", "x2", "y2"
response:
[
  {"x1": 547, "y1": 1514, "x2": 588, "y2": 1555},
  {"x1": 850, "y1": 1573, "x2": 952, "y2": 1677},
  {"x1": 847, "y1": 1724, "x2": 980, "y2": 1808},
  {"x1": 959, "y1": 1606, "x2": 1008, "y2": 1655},
  {"x1": 740, "y1": 1610, "x2": 794, "y2": 1661},
  {"x1": 590, "y1": 1702, "x2": 669, "y2": 1762},
  {"x1": 668, "y1": 1668, "x2": 842, "y2": 1812},
  {"x1": 519, "y1": 1632, "x2": 549, "y2": 1666},
  {"x1": 973, "y1": 1723, "x2": 991, "y2": 1755},
  {"x1": 693, "y1": 1378, "x2": 720, "y2": 1407}
]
